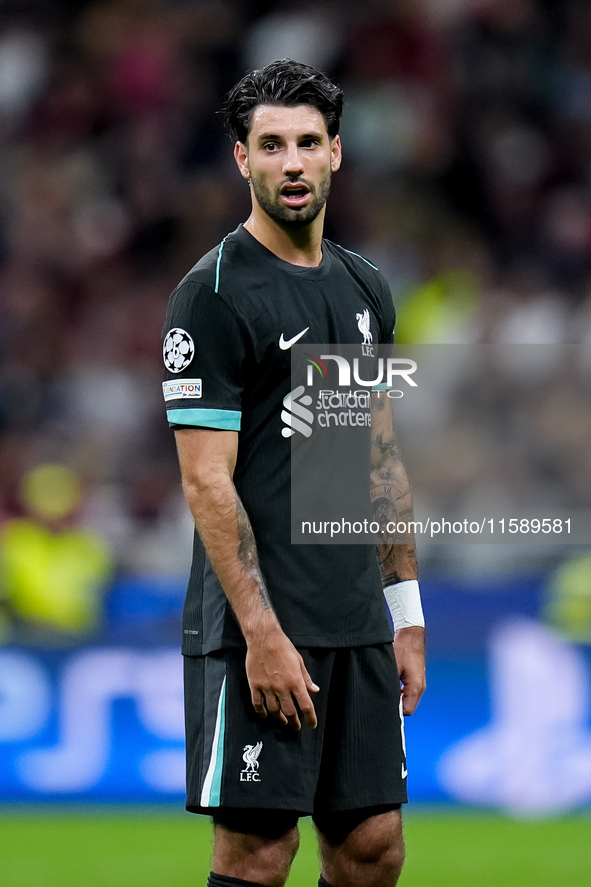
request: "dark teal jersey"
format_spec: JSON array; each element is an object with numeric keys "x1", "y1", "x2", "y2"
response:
[{"x1": 162, "y1": 225, "x2": 396, "y2": 654}]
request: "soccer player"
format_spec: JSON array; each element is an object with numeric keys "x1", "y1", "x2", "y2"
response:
[{"x1": 162, "y1": 59, "x2": 426, "y2": 887}]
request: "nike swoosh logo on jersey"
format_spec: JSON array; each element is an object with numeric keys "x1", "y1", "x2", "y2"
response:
[{"x1": 279, "y1": 328, "x2": 309, "y2": 350}]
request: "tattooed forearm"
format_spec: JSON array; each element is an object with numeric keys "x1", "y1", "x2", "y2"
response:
[
  {"x1": 373, "y1": 431, "x2": 402, "y2": 465},
  {"x1": 378, "y1": 544, "x2": 418, "y2": 585},
  {"x1": 371, "y1": 459, "x2": 414, "y2": 545},
  {"x1": 371, "y1": 392, "x2": 418, "y2": 582},
  {"x1": 235, "y1": 495, "x2": 273, "y2": 610}
]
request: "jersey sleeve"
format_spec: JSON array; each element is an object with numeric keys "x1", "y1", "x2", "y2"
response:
[
  {"x1": 378, "y1": 274, "x2": 396, "y2": 344},
  {"x1": 162, "y1": 281, "x2": 245, "y2": 430}
]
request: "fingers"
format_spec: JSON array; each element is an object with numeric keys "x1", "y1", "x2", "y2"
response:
[
  {"x1": 251, "y1": 687, "x2": 288, "y2": 725},
  {"x1": 265, "y1": 692, "x2": 289, "y2": 726},
  {"x1": 251, "y1": 683, "x2": 303, "y2": 728},
  {"x1": 249, "y1": 671, "x2": 319, "y2": 730},
  {"x1": 401, "y1": 686, "x2": 420, "y2": 716},
  {"x1": 304, "y1": 670, "x2": 320, "y2": 694},
  {"x1": 274, "y1": 691, "x2": 301, "y2": 730},
  {"x1": 299, "y1": 664, "x2": 319, "y2": 728},
  {"x1": 393, "y1": 628, "x2": 426, "y2": 717},
  {"x1": 400, "y1": 673, "x2": 426, "y2": 716},
  {"x1": 250, "y1": 687, "x2": 268, "y2": 719},
  {"x1": 255, "y1": 690, "x2": 316, "y2": 730},
  {"x1": 251, "y1": 685, "x2": 317, "y2": 730}
]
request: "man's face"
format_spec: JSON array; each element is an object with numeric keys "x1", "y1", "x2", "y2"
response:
[{"x1": 234, "y1": 104, "x2": 342, "y2": 228}]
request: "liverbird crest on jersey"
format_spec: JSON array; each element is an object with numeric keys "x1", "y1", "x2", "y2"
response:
[{"x1": 356, "y1": 309, "x2": 372, "y2": 345}]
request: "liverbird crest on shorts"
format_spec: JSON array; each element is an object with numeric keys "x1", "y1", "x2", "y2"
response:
[{"x1": 240, "y1": 741, "x2": 263, "y2": 782}]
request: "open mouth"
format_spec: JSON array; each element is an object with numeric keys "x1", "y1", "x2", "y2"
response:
[{"x1": 280, "y1": 183, "x2": 311, "y2": 207}]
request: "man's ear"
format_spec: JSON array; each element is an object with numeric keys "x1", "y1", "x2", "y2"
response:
[
  {"x1": 234, "y1": 141, "x2": 250, "y2": 180},
  {"x1": 331, "y1": 135, "x2": 342, "y2": 173}
]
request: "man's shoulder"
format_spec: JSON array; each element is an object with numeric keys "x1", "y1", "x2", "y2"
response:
[
  {"x1": 176, "y1": 245, "x2": 220, "y2": 290},
  {"x1": 324, "y1": 239, "x2": 385, "y2": 286},
  {"x1": 172, "y1": 228, "x2": 245, "y2": 297}
]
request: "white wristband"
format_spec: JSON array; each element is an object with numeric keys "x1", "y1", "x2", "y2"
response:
[{"x1": 383, "y1": 580, "x2": 425, "y2": 631}]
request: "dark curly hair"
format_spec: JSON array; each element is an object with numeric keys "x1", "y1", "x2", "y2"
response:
[{"x1": 223, "y1": 59, "x2": 344, "y2": 143}]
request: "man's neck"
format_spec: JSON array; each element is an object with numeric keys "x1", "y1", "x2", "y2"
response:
[{"x1": 243, "y1": 209, "x2": 325, "y2": 267}]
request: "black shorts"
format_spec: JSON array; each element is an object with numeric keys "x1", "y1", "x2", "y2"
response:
[{"x1": 184, "y1": 643, "x2": 408, "y2": 817}]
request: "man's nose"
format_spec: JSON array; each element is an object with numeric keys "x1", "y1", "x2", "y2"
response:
[{"x1": 282, "y1": 145, "x2": 304, "y2": 176}]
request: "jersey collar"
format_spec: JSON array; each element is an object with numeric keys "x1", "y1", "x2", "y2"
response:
[{"x1": 235, "y1": 224, "x2": 332, "y2": 280}]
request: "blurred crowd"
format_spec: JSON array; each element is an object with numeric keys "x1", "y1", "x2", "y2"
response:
[{"x1": 1, "y1": 0, "x2": 590, "y2": 639}]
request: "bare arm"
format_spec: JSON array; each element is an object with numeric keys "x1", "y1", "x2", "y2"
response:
[
  {"x1": 371, "y1": 392, "x2": 426, "y2": 715},
  {"x1": 175, "y1": 428, "x2": 318, "y2": 730}
]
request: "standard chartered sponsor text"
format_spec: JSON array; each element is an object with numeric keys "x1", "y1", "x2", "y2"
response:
[{"x1": 300, "y1": 517, "x2": 572, "y2": 538}]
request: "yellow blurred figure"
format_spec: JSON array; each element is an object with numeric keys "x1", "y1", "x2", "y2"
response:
[
  {"x1": 394, "y1": 269, "x2": 476, "y2": 343},
  {"x1": 543, "y1": 553, "x2": 591, "y2": 644},
  {"x1": 0, "y1": 464, "x2": 113, "y2": 639}
]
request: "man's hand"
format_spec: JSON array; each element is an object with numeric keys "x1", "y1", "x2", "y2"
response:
[
  {"x1": 393, "y1": 625, "x2": 426, "y2": 716},
  {"x1": 245, "y1": 625, "x2": 319, "y2": 730}
]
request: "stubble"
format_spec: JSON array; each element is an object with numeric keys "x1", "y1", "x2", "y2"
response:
[{"x1": 250, "y1": 173, "x2": 332, "y2": 228}]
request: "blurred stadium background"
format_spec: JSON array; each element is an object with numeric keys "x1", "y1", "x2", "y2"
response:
[{"x1": 1, "y1": 0, "x2": 591, "y2": 884}]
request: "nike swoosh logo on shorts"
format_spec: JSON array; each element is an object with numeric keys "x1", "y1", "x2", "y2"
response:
[{"x1": 279, "y1": 328, "x2": 309, "y2": 350}]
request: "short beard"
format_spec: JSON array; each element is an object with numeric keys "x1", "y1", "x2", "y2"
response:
[{"x1": 251, "y1": 174, "x2": 331, "y2": 228}]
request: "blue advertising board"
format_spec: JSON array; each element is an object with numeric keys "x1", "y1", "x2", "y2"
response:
[
  {"x1": 2, "y1": 574, "x2": 591, "y2": 814},
  {"x1": 0, "y1": 646, "x2": 185, "y2": 801}
]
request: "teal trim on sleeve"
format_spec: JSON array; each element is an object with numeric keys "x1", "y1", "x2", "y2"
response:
[
  {"x1": 167, "y1": 408, "x2": 241, "y2": 430},
  {"x1": 373, "y1": 383, "x2": 391, "y2": 391}
]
